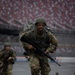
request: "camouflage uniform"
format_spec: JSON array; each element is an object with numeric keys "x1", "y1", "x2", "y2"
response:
[
  {"x1": 0, "y1": 43, "x2": 16, "y2": 75},
  {"x1": 21, "y1": 18, "x2": 58, "y2": 75}
]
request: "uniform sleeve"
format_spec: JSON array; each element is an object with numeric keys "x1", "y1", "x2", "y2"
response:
[
  {"x1": 20, "y1": 32, "x2": 30, "y2": 50},
  {"x1": 12, "y1": 50, "x2": 16, "y2": 59},
  {"x1": 46, "y1": 32, "x2": 58, "y2": 53}
]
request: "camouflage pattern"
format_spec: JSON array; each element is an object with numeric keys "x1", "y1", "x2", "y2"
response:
[
  {"x1": 29, "y1": 55, "x2": 51, "y2": 75},
  {"x1": 21, "y1": 18, "x2": 58, "y2": 75},
  {"x1": 0, "y1": 48, "x2": 16, "y2": 75}
]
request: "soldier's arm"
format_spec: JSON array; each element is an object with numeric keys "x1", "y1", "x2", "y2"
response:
[
  {"x1": 8, "y1": 50, "x2": 16, "y2": 64},
  {"x1": 46, "y1": 32, "x2": 58, "y2": 53},
  {"x1": 20, "y1": 32, "x2": 31, "y2": 50},
  {"x1": 21, "y1": 42, "x2": 30, "y2": 50},
  {"x1": 12, "y1": 50, "x2": 16, "y2": 58},
  {"x1": 8, "y1": 50, "x2": 16, "y2": 60}
]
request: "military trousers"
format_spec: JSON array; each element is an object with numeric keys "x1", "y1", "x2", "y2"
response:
[
  {"x1": 29, "y1": 55, "x2": 51, "y2": 75},
  {"x1": 2, "y1": 63, "x2": 13, "y2": 75}
]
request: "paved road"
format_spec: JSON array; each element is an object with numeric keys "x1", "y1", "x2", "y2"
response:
[{"x1": 12, "y1": 61, "x2": 75, "y2": 75}]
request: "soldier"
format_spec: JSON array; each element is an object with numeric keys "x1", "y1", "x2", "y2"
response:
[
  {"x1": 20, "y1": 18, "x2": 58, "y2": 75},
  {"x1": 0, "y1": 43, "x2": 16, "y2": 75}
]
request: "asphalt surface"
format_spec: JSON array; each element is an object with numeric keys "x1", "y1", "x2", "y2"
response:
[{"x1": 12, "y1": 61, "x2": 75, "y2": 75}]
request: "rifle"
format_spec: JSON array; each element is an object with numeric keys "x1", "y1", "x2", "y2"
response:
[{"x1": 20, "y1": 36, "x2": 61, "y2": 66}]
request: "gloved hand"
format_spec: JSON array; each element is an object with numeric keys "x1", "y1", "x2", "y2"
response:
[
  {"x1": 8, "y1": 57, "x2": 14, "y2": 60},
  {"x1": 8, "y1": 57, "x2": 15, "y2": 64},
  {"x1": 27, "y1": 45, "x2": 35, "y2": 50}
]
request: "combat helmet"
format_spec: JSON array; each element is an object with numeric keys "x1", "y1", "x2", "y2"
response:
[
  {"x1": 35, "y1": 18, "x2": 46, "y2": 26},
  {"x1": 4, "y1": 42, "x2": 11, "y2": 47}
]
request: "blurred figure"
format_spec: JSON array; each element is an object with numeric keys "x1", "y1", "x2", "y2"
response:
[
  {"x1": 0, "y1": 42, "x2": 16, "y2": 75},
  {"x1": 20, "y1": 18, "x2": 58, "y2": 75},
  {"x1": 0, "y1": 61, "x2": 3, "y2": 75}
]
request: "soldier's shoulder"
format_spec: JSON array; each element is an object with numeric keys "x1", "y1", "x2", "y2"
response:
[
  {"x1": 24, "y1": 29, "x2": 35, "y2": 35},
  {"x1": 22, "y1": 29, "x2": 33, "y2": 35},
  {"x1": 47, "y1": 31, "x2": 54, "y2": 36},
  {"x1": 20, "y1": 31, "x2": 29, "y2": 38},
  {"x1": 11, "y1": 49, "x2": 16, "y2": 53},
  {"x1": 47, "y1": 31, "x2": 56, "y2": 39}
]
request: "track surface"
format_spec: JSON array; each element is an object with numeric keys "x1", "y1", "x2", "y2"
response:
[{"x1": 12, "y1": 61, "x2": 75, "y2": 75}]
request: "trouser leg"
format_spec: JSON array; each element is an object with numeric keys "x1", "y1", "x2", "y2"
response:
[
  {"x1": 7, "y1": 64, "x2": 13, "y2": 75},
  {"x1": 40, "y1": 57, "x2": 51, "y2": 75},
  {"x1": 29, "y1": 55, "x2": 40, "y2": 75}
]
